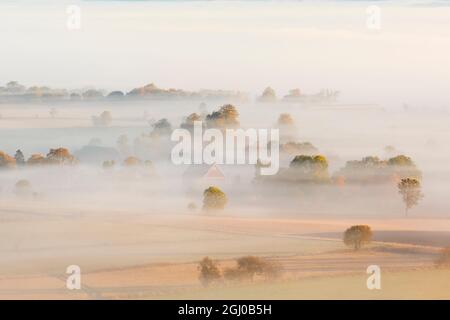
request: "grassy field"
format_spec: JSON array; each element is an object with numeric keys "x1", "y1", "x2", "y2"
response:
[
  {"x1": 158, "y1": 268, "x2": 450, "y2": 300},
  {"x1": 0, "y1": 202, "x2": 449, "y2": 299}
]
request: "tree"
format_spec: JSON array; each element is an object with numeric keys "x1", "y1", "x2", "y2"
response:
[
  {"x1": 102, "y1": 160, "x2": 115, "y2": 170},
  {"x1": 236, "y1": 256, "x2": 268, "y2": 281},
  {"x1": 198, "y1": 257, "x2": 221, "y2": 287},
  {"x1": 224, "y1": 256, "x2": 281, "y2": 282},
  {"x1": 107, "y1": 91, "x2": 124, "y2": 99},
  {"x1": 151, "y1": 118, "x2": 172, "y2": 135},
  {"x1": 343, "y1": 225, "x2": 373, "y2": 250},
  {"x1": 82, "y1": 89, "x2": 103, "y2": 100},
  {"x1": 181, "y1": 113, "x2": 202, "y2": 131},
  {"x1": 14, "y1": 150, "x2": 25, "y2": 166},
  {"x1": 258, "y1": 87, "x2": 277, "y2": 103},
  {"x1": 46, "y1": 148, "x2": 76, "y2": 165},
  {"x1": 277, "y1": 113, "x2": 295, "y2": 126},
  {"x1": 205, "y1": 104, "x2": 239, "y2": 129},
  {"x1": 15, "y1": 179, "x2": 32, "y2": 197},
  {"x1": 92, "y1": 111, "x2": 112, "y2": 127},
  {"x1": 398, "y1": 178, "x2": 423, "y2": 217},
  {"x1": 203, "y1": 186, "x2": 227, "y2": 211},
  {"x1": 388, "y1": 155, "x2": 422, "y2": 180},
  {"x1": 289, "y1": 155, "x2": 329, "y2": 182},
  {"x1": 27, "y1": 153, "x2": 46, "y2": 166},
  {"x1": 0, "y1": 151, "x2": 16, "y2": 168},
  {"x1": 123, "y1": 156, "x2": 142, "y2": 167}
]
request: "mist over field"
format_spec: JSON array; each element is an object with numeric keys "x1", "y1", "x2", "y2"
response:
[{"x1": 1, "y1": 0, "x2": 450, "y2": 299}]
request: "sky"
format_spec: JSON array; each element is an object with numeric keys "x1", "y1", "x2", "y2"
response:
[{"x1": 0, "y1": 0, "x2": 449, "y2": 105}]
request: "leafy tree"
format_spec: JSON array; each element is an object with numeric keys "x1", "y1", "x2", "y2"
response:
[
  {"x1": 0, "y1": 151, "x2": 16, "y2": 168},
  {"x1": 206, "y1": 104, "x2": 239, "y2": 129},
  {"x1": 92, "y1": 111, "x2": 112, "y2": 127},
  {"x1": 224, "y1": 256, "x2": 282, "y2": 282},
  {"x1": 27, "y1": 153, "x2": 46, "y2": 166},
  {"x1": 198, "y1": 257, "x2": 221, "y2": 287},
  {"x1": 277, "y1": 113, "x2": 295, "y2": 126},
  {"x1": 388, "y1": 155, "x2": 414, "y2": 166},
  {"x1": 398, "y1": 178, "x2": 424, "y2": 217},
  {"x1": 123, "y1": 156, "x2": 142, "y2": 167},
  {"x1": 107, "y1": 91, "x2": 124, "y2": 99},
  {"x1": 14, "y1": 150, "x2": 25, "y2": 166},
  {"x1": 236, "y1": 256, "x2": 266, "y2": 281},
  {"x1": 82, "y1": 89, "x2": 103, "y2": 100},
  {"x1": 343, "y1": 225, "x2": 373, "y2": 250},
  {"x1": 289, "y1": 155, "x2": 329, "y2": 182},
  {"x1": 102, "y1": 160, "x2": 115, "y2": 170},
  {"x1": 46, "y1": 148, "x2": 76, "y2": 165},
  {"x1": 203, "y1": 186, "x2": 227, "y2": 211},
  {"x1": 15, "y1": 179, "x2": 32, "y2": 197},
  {"x1": 388, "y1": 155, "x2": 422, "y2": 180},
  {"x1": 284, "y1": 88, "x2": 302, "y2": 99},
  {"x1": 258, "y1": 87, "x2": 277, "y2": 102},
  {"x1": 181, "y1": 113, "x2": 202, "y2": 131},
  {"x1": 151, "y1": 118, "x2": 172, "y2": 135}
]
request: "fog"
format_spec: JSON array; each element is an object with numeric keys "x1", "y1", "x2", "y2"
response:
[
  {"x1": 1, "y1": 0, "x2": 450, "y2": 299},
  {"x1": 1, "y1": 1, "x2": 450, "y2": 106},
  {"x1": 1, "y1": 100, "x2": 449, "y2": 218}
]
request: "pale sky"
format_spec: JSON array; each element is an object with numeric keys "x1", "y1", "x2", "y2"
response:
[{"x1": 1, "y1": 0, "x2": 450, "y2": 105}]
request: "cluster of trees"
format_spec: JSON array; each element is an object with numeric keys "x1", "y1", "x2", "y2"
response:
[
  {"x1": 0, "y1": 81, "x2": 67, "y2": 101},
  {"x1": 257, "y1": 86, "x2": 339, "y2": 104},
  {"x1": 0, "y1": 148, "x2": 77, "y2": 168},
  {"x1": 198, "y1": 256, "x2": 283, "y2": 287},
  {"x1": 126, "y1": 83, "x2": 248, "y2": 102},
  {"x1": 0, "y1": 81, "x2": 247, "y2": 103},
  {"x1": 335, "y1": 155, "x2": 422, "y2": 184},
  {"x1": 256, "y1": 152, "x2": 424, "y2": 215},
  {"x1": 102, "y1": 157, "x2": 154, "y2": 170},
  {"x1": 258, "y1": 154, "x2": 330, "y2": 184}
]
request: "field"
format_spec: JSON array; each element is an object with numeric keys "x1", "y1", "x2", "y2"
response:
[{"x1": 1, "y1": 201, "x2": 449, "y2": 299}]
